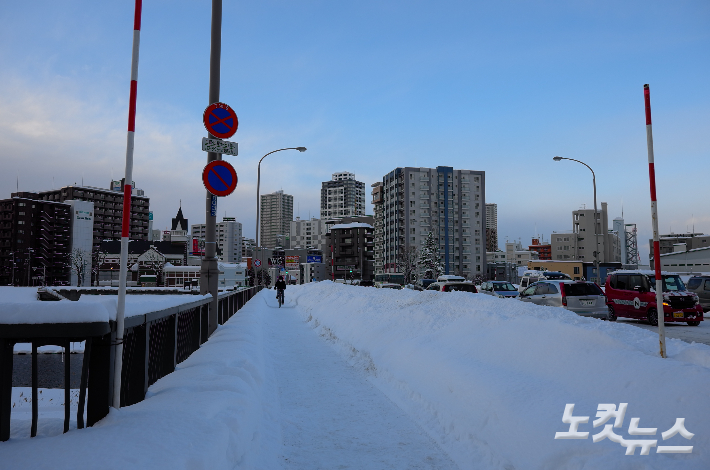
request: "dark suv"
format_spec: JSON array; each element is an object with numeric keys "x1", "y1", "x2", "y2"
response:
[
  {"x1": 686, "y1": 276, "x2": 710, "y2": 311},
  {"x1": 605, "y1": 270, "x2": 703, "y2": 326}
]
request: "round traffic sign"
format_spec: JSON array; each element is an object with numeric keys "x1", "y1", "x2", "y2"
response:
[
  {"x1": 202, "y1": 160, "x2": 238, "y2": 197},
  {"x1": 254, "y1": 259, "x2": 262, "y2": 268},
  {"x1": 203, "y1": 102, "x2": 238, "y2": 139}
]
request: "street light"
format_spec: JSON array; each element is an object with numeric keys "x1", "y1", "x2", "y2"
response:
[
  {"x1": 553, "y1": 156, "x2": 600, "y2": 282},
  {"x1": 255, "y1": 147, "x2": 306, "y2": 249}
]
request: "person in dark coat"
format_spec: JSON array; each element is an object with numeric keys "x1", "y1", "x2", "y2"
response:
[{"x1": 275, "y1": 275, "x2": 286, "y2": 301}]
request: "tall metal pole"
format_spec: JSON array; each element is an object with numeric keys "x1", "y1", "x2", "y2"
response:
[
  {"x1": 113, "y1": 0, "x2": 142, "y2": 409},
  {"x1": 255, "y1": 147, "x2": 307, "y2": 264},
  {"x1": 553, "y1": 157, "x2": 600, "y2": 282},
  {"x1": 200, "y1": 0, "x2": 223, "y2": 334},
  {"x1": 644, "y1": 84, "x2": 666, "y2": 358}
]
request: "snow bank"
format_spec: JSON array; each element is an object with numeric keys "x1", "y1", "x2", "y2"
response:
[
  {"x1": 291, "y1": 282, "x2": 710, "y2": 469},
  {"x1": 0, "y1": 287, "x2": 211, "y2": 324},
  {"x1": 0, "y1": 292, "x2": 280, "y2": 470}
]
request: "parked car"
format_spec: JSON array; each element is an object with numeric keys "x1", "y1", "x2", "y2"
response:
[
  {"x1": 686, "y1": 276, "x2": 710, "y2": 311},
  {"x1": 378, "y1": 283, "x2": 403, "y2": 290},
  {"x1": 418, "y1": 279, "x2": 437, "y2": 290},
  {"x1": 436, "y1": 275, "x2": 466, "y2": 283},
  {"x1": 604, "y1": 270, "x2": 703, "y2": 326},
  {"x1": 479, "y1": 281, "x2": 519, "y2": 298},
  {"x1": 519, "y1": 280, "x2": 609, "y2": 319},
  {"x1": 426, "y1": 281, "x2": 478, "y2": 293}
]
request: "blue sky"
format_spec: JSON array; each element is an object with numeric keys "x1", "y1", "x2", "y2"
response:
[{"x1": 1, "y1": 0, "x2": 708, "y2": 261}]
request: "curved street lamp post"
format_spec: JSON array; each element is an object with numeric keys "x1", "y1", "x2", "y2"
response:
[
  {"x1": 553, "y1": 156, "x2": 600, "y2": 282},
  {"x1": 255, "y1": 147, "x2": 306, "y2": 284}
]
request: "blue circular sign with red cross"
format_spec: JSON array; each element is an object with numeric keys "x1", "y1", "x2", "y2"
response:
[
  {"x1": 202, "y1": 160, "x2": 238, "y2": 197},
  {"x1": 203, "y1": 102, "x2": 238, "y2": 139},
  {"x1": 254, "y1": 259, "x2": 262, "y2": 267}
]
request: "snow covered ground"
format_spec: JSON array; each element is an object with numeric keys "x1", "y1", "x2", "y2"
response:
[{"x1": 1, "y1": 282, "x2": 709, "y2": 469}]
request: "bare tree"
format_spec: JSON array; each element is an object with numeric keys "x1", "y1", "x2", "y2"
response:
[
  {"x1": 70, "y1": 248, "x2": 90, "y2": 287},
  {"x1": 397, "y1": 246, "x2": 419, "y2": 285},
  {"x1": 140, "y1": 250, "x2": 166, "y2": 286}
]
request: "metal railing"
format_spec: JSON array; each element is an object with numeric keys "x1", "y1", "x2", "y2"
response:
[{"x1": 0, "y1": 286, "x2": 263, "y2": 441}]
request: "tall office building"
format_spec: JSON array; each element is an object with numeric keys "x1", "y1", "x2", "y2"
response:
[
  {"x1": 380, "y1": 166, "x2": 486, "y2": 277},
  {"x1": 485, "y1": 203, "x2": 498, "y2": 252},
  {"x1": 320, "y1": 172, "x2": 366, "y2": 219},
  {"x1": 260, "y1": 190, "x2": 293, "y2": 249},
  {"x1": 191, "y1": 216, "x2": 243, "y2": 263}
]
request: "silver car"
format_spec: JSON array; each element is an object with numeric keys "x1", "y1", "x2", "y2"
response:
[
  {"x1": 519, "y1": 280, "x2": 609, "y2": 319},
  {"x1": 479, "y1": 281, "x2": 519, "y2": 298}
]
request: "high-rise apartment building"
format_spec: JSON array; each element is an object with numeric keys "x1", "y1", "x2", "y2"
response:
[
  {"x1": 191, "y1": 216, "x2": 243, "y2": 263},
  {"x1": 0, "y1": 195, "x2": 71, "y2": 286},
  {"x1": 380, "y1": 166, "x2": 486, "y2": 277},
  {"x1": 260, "y1": 190, "x2": 293, "y2": 249},
  {"x1": 289, "y1": 215, "x2": 374, "y2": 252},
  {"x1": 320, "y1": 172, "x2": 366, "y2": 219},
  {"x1": 485, "y1": 203, "x2": 498, "y2": 252},
  {"x1": 371, "y1": 182, "x2": 384, "y2": 274}
]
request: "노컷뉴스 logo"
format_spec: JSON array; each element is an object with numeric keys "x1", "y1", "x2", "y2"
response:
[{"x1": 554, "y1": 404, "x2": 694, "y2": 455}]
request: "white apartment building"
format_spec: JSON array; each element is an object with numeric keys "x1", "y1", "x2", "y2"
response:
[
  {"x1": 380, "y1": 166, "x2": 486, "y2": 277},
  {"x1": 191, "y1": 216, "x2": 243, "y2": 263},
  {"x1": 260, "y1": 190, "x2": 293, "y2": 249},
  {"x1": 320, "y1": 172, "x2": 366, "y2": 219}
]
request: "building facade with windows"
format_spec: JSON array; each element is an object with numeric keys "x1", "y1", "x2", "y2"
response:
[
  {"x1": 320, "y1": 172, "x2": 366, "y2": 219},
  {"x1": 371, "y1": 182, "x2": 384, "y2": 274},
  {"x1": 324, "y1": 222, "x2": 375, "y2": 281},
  {"x1": 485, "y1": 203, "x2": 498, "y2": 252},
  {"x1": 0, "y1": 195, "x2": 71, "y2": 286},
  {"x1": 380, "y1": 166, "x2": 486, "y2": 278},
  {"x1": 552, "y1": 202, "x2": 621, "y2": 263},
  {"x1": 25, "y1": 182, "x2": 150, "y2": 252},
  {"x1": 260, "y1": 190, "x2": 293, "y2": 249},
  {"x1": 191, "y1": 216, "x2": 243, "y2": 263}
]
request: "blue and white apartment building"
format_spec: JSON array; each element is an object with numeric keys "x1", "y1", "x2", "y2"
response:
[{"x1": 379, "y1": 166, "x2": 486, "y2": 278}]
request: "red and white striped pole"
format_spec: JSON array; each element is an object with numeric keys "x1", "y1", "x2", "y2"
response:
[
  {"x1": 113, "y1": 0, "x2": 143, "y2": 409},
  {"x1": 644, "y1": 84, "x2": 666, "y2": 358}
]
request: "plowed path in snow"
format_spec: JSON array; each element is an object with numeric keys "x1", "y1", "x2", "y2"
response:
[{"x1": 262, "y1": 294, "x2": 458, "y2": 470}]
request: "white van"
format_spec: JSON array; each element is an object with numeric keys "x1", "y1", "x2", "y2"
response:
[{"x1": 518, "y1": 271, "x2": 545, "y2": 292}]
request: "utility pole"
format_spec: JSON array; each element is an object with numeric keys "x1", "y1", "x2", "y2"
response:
[{"x1": 200, "y1": 0, "x2": 223, "y2": 334}]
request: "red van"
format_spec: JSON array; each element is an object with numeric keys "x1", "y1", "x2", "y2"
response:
[{"x1": 605, "y1": 270, "x2": 703, "y2": 326}]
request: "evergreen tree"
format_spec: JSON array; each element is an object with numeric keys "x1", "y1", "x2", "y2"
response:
[{"x1": 418, "y1": 232, "x2": 443, "y2": 279}]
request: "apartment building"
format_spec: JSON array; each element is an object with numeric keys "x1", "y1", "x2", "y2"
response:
[
  {"x1": 320, "y1": 172, "x2": 366, "y2": 219},
  {"x1": 371, "y1": 182, "x2": 384, "y2": 274},
  {"x1": 290, "y1": 215, "x2": 374, "y2": 252},
  {"x1": 21, "y1": 182, "x2": 150, "y2": 252},
  {"x1": 380, "y1": 166, "x2": 486, "y2": 277},
  {"x1": 485, "y1": 203, "x2": 498, "y2": 252},
  {"x1": 505, "y1": 241, "x2": 539, "y2": 267},
  {"x1": 191, "y1": 216, "x2": 243, "y2": 263},
  {"x1": 260, "y1": 190, "x2": 293, "y2": 249},
  {"x1": 551, "y1": 202, "x2": 621, "y2": 264},
  {"x1": 0, "y1": 195, "x2": 71, "y2": 286},
  {"x1": 324, "y1": 222, "x2": 375, "y2": 281}
]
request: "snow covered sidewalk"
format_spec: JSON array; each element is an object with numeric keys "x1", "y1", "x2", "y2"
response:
[{"x1": 261, "y1": 293, "x2": 457, "y2": 469}]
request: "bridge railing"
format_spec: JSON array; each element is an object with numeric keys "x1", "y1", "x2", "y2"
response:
[{"x1": 0, "y1": 285, "x2": 264, "y2": 441}]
